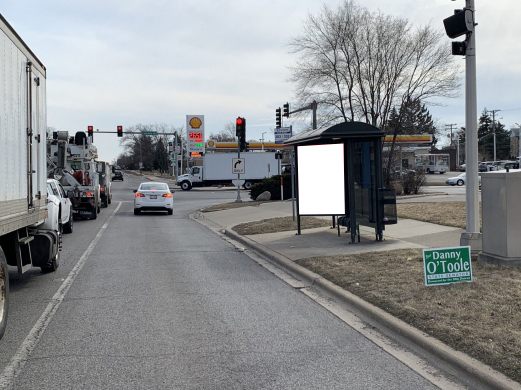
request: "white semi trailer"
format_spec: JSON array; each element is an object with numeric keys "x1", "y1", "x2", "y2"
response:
[
  {"x1": 0, "y1": 14, "x2": 61, "y2": 340},
  {"x1": 176, "y1": 152, "x2": 279, "y2": 190}
]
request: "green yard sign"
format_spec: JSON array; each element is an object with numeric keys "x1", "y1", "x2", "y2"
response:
[{"x1": 423, "y1": 246, "x2": 472, "y2": 286}]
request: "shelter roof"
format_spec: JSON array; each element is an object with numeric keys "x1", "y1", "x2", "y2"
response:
[{"x1": 284, "y1": 121, "x2": 384, "y2": 146}]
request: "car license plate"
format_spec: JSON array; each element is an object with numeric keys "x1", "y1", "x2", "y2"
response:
[{"x1": 150, "y1": 195, "x2": 157, "y2": 199}]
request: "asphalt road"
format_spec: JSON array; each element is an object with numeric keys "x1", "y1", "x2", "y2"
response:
[{"x1": 0, "y1": 173, "x2": 442, "y2": 389}]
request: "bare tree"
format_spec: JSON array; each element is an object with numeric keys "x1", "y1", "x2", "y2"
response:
[
  {"x1": 209, "y1": 121, "x2": 237, "y2": 142},
  {"x1": 288, "y1": 0, "x2": 461, "y2": 184}
]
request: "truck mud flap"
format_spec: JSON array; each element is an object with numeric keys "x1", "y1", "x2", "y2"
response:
[{"x1": 28, "y1": 231, "x2": 60, "y2": 267}]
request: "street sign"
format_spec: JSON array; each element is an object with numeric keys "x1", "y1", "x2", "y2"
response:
[
  {"x1": 423, "y1": 246, "x2": 472, "y2": 286},
  {"x1": 232, "y1": 179, "x2": 245, "y2": 186},
  {"x1": 232, "y1": 158, "x2": 245, "y2": 174},
  {"x1": 141, "y1": 131, "x2": 157, "y2": 135},
  {"x1": 275, "y1": 127, "x2": 292, "y2": 144}
]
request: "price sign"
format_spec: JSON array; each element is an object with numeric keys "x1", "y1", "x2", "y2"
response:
[{"x1": 187, "y1": 115, "x2": 205, "y2": 154}]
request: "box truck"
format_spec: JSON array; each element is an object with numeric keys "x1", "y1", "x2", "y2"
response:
[
  {"x1": 176, "y1": 152, "x2": 278, "y2": 190},
  {"x1": 0, "y1": 14, "x2": 62, "y2": 339}
]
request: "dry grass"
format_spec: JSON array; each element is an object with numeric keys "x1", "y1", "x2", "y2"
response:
[
  {"x1": 201, "y1": 201, "x2": 271, "y2": 213},
  {"x1": 397, "y1": 202, "x2": 482, "y2": 229},
  {"x1": 232, "y1": 216, "x2": 331, "y2": 236},
  {"x1": 296, "y1": 249, "x2": 521, "y2": 383}
]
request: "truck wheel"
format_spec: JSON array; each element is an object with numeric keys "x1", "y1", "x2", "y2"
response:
[
  {"x1": 91, "y1": 206, "x2": 98, "y2": 220},
  {"x1": 41, "y1": 252, "x2": 59, "y2": 273},
  {"x1": 243, "y1": 181, "x2": 252, "y2": 190},
  {"x1": 63, "y1": 212, "x2": 74, "y2": 234},
  {"x1": 0, "y1": 247, "x2": 9, "y2": 340},
  {"x1": 181, "y1": 181, "x2": 192, "y2": 191}
]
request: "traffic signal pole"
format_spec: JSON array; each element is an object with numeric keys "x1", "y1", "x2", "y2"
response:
[{"x1": 460, "y1": 0, "x2": 482, "y2": 254}]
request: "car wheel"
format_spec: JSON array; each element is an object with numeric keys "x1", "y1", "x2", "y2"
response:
[
  {"x1": 181, "y1": 181, "x2": 192, "y2": 191},
  {"x1": 134, "y1": 209, "x2": 141, "y2": 215},
  {"x1": 0, "y1": 247, "x2": 9, "y2": 340},
  {"x1": 457, "y1": 179, "x2": 464, "y2": 186},
  {"x1": 167, "y1": 209, "x2": 173, "y2": 215},
  {"x1": 63, "y1": 212, "x2": 74, "y2": 234},
  {"x1": 108, "y1": 197, "x2": 112, "y2": 205},
  {"x1": 243, "y1": 181, "x2": 252, "y2": 190},
  {"x1": 41, "y1": 252, "x2": 59, "y2": 273}
]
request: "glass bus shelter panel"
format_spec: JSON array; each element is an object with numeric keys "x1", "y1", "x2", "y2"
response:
[{"x1": 352, "y1": 141, "x2": 377, "y2": 225}]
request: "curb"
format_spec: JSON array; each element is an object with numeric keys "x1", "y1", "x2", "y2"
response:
[{"x1": 222, "y1": 227, "x2": 520, "y2": 390}]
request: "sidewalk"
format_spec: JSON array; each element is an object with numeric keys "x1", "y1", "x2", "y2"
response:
[{"x1": 200, "y1": 201, "x2": 464, "y2": 260}]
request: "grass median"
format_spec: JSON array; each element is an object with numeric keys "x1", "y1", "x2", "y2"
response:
[
  {"x1": 397, "y1": 202, "x2": 482, "y2": 229},
  {"x1": 296, "y1": 249, "x2": 521, "y2": 383}
]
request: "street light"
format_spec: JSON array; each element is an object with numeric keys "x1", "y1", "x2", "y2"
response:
[{"x1": 261, "y1": 132, "x2": 267, "y2": 151}]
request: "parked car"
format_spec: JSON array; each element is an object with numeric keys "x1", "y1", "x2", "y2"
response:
[
  {"x1": 445, "y1": 172, "x2": 481, "y2": 187},
  {"x1": 458, "y1": 163, "x2": 466, "y2": 172},
  {"x1": 46, "y1": 179, "x2": 73, "y2": 234},
  {"x1": 133, "y1": 182, "x2": 174, "y2": 215},
  {"x1": 112, "y1": 171, "x2": 124, "y2": 181}
]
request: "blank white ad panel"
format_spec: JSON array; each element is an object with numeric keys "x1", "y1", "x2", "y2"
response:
[{"x1": 297, "y1": 144, "x2": 345, "y2": 215}]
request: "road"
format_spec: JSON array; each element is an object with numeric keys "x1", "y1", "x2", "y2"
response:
[{"x1": 0, "y1": 173, "x2": 448, "y2": 389}]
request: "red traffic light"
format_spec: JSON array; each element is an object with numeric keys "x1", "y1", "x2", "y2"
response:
[
  {"x1": 117, "y1": 126, "x2": 122, "y2": 131},
  {"x1": 236, "y1": 118, "x2": 243, "y2": 125},
  {"x1": 88, "y1": 126, "x2": 93, "y2": 132}
]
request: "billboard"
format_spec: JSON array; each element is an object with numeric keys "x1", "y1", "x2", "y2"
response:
[{"x1": 297, "y1": 144, "x2": 345, "y2": 215}]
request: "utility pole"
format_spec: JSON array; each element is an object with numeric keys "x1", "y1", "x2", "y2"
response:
[
  {"x1": 445, "y1": 123, "x2": 457, "y2": 146},
  {"x1": 486, "y1": 109, "x2": 501, "y2": 161}
]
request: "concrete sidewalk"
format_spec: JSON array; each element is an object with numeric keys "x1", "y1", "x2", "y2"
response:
[{"x1": 200, "y1": 201, "x2": 464, "y2": 261}]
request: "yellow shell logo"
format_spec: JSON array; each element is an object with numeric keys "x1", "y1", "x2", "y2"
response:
[
  {"x1": 207, "y1": 140, "x2": 215, "y2": 147},
  {"x1": 189, "y1": 117, "x2": 202, "y2": 129}
]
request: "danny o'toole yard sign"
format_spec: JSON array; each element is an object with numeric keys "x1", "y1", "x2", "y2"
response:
[{"x1": 423, "y1": 246, "x2": 472, "y2": 286}]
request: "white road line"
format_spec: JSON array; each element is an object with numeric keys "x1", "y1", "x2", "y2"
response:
[{"x1": 0, "y1": 202, "x2": 122, "y2": 390}]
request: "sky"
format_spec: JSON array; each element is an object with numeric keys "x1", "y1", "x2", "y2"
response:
[{"x1": 2, "y1": 0, "x2": 521, "y2": 163}]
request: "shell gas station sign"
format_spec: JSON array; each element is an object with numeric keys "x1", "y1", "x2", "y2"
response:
[{"x1": 186, "y1": 115, "x2": 205, "y2": 154}]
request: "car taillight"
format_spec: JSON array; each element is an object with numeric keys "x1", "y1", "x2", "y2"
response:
[
  {"x1": 100, "y1": 186, "x2": 105, "y2": 191},
  {"x1": 135, "y1": 192, "x2": 145, "y2": 198},
  {"x1": 86, "y1": 192, "x2": 93, "y2": 197},
  {"x1": 162, "y1": 193, "x2": 172, "y2": 198}
]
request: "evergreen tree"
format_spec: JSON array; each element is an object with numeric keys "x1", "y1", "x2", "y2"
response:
[
  {"x1": 387, "y1": 99, "x2": 438, "y2": 146},
  {"x1": 477, "y1": 109, "x2": 510, "y2": 160}
]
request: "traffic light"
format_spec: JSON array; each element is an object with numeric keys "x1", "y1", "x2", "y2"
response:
[
  {"x1": 276, "y1": 108, "x2": 281, "y2": 128},
  {"x1": 117, "y1": 125, "x2": 123, "y2": 137},
  {"x1": 88, "y1": 126, "x2": 93, "y2": 139},
  {"x1": 283, "y1": 103, "x2": 290, "y2": 118},
  {"x1": 236, "y1": 117, "x2": 245, "y2": 139}
]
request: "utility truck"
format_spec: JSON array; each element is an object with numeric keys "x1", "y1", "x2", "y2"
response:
[
  {"x1": 176, "y1": 152, "x2": 278, "y2": 190},
  {"x1": 48, "y1": 131, "x2": 102, "y2": 219},
  {"x1": 414, "y1": 153, "x2": 449, "y2": 174},
  {"x1": 97, "y1": 161, "x2": 112, "y2": 207},
  {"x1": 0, "y1": 14, "x2": 62, "y2": 339}
]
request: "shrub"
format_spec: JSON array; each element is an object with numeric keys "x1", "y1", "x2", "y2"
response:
[
  {"x1": 400, "y1": 169, "x2": 426, "y2": 195},
  {"x1": 250, "y1": 174, "x2": 293, "y2": 200}
]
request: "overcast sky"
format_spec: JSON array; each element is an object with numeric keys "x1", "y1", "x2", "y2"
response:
[{"x1": 2, "y1": 0, "x2": 521, "y2": 162}]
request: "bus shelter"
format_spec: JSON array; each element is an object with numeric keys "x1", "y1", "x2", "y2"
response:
[{"x1": 285, "y1": 122, "x2": 397, "y2": 243}]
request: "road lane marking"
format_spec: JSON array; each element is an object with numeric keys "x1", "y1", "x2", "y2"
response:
[{"x1": 0, "y1": 202, "x2": 122, "y2": 390}]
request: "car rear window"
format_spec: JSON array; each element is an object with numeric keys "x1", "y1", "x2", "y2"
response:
[{"x1": 139, "y1": 183, "x2": 168, "y2": 191}]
